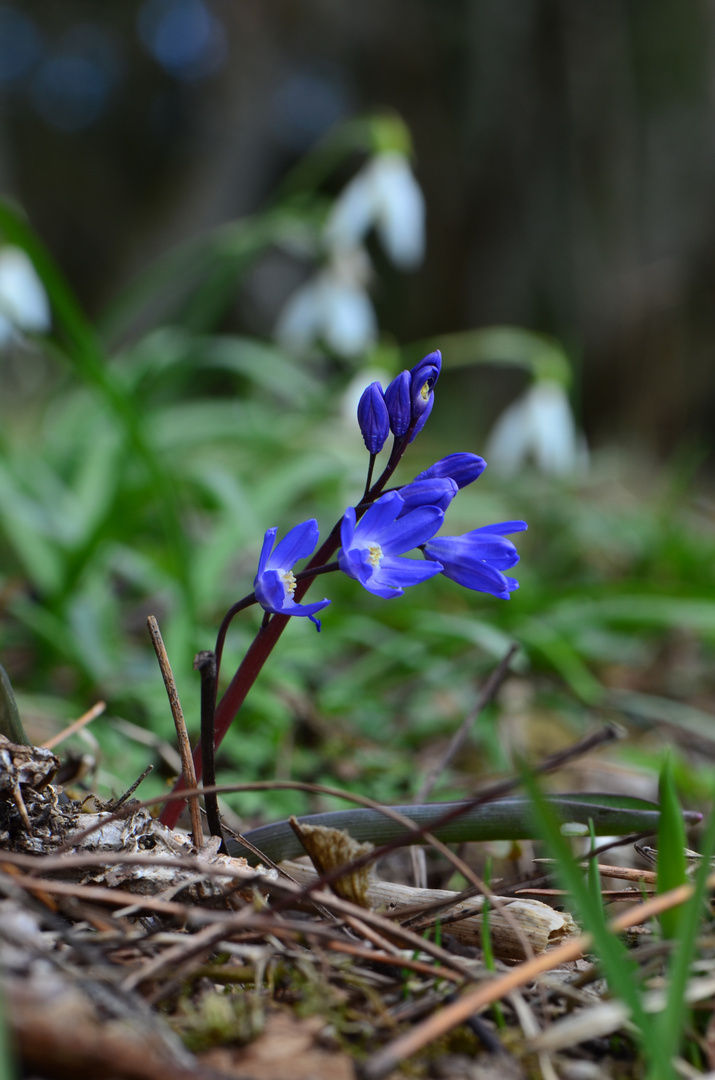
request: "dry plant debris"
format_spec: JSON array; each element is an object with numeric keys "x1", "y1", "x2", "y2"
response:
[{"x1": 0, "y1": 736, "x2": 712, "y2": 1080}]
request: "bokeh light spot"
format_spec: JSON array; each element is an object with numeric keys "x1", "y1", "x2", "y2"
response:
[{"x1": 137, "y1": 0, "x2": 227, "y2": 82}]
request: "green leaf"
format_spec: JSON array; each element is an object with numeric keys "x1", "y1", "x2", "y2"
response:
[
  {"x1": 0, "y1": 663, "x2": 29, "y2": 745},
  {"x1": 656, "y1": 755, "x2": 688, "y2": 940}
]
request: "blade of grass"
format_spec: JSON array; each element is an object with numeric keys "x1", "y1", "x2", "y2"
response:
[
  {"x1": 520, "y1": 767, "x2": 668, "y2": 1078},
  {"x1": 658, "y1": 789, "x2": 715, "y2": 1065},
  {"x1": 656, "y1": 754, "x2": 688, "y2": 940}
]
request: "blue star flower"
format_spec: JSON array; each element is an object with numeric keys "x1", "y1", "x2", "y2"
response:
[
  {"x1": 254, "y1": 519, "x2": 331, "y2": 630},
  {"x1": 338, "y1": 490, "x2": 444, "y2": 598},
  {"x1": 423, "y1": 521, "x2": 528, "y2": 599}
]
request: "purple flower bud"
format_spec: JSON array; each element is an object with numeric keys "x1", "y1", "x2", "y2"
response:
[
  {"x1": 397, "y1": 477, "x2": 458, "y2": 516},
  {"x1": 415, "y1": 453, "x2": 487, "y2": 490},
  {"x1": 410, "y1": 393, "x2": 434, "y2": 441},
  {"x1": 357, "y1": 382, "x2": 390, "y2": 454},
  {"x1": 384, "y1": 370, "x2": 411, "y2": 436},
  {"x1": 408, "y1": 350, "x2": 441, "y2": 441},
  {"x1": 409, "y1": 350, "x2": 442, "y2": 415}
]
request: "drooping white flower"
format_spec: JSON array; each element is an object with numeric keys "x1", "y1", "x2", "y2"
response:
[
  {"x1": 275, "y1": 249, "x2": 377, "y2": 358},
  {"x1": 485, "y1": 381, "x2": 584, "y2": 476},
  {"x1": 324, "y1": 151, "x2": 425, "y2": 271},
  {"x1": 0, "y1": 246, "x2": 51, "y2": 345}
]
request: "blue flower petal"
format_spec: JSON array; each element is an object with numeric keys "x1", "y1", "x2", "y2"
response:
[
  {"x1": 269, "y1": 518, "x2": 320, "y2": 571},
  {"x1": 353, "y1": 491, "x2": 404, "y2": 539},
  {"x1": 254, "y1": 569, "x2": 288, "y2": 611},
  {"x1": 415, "y1": 453, "x2": 487, "y2": 490},
  {"x1": 255, "y1": 527, "x2": 278, "y2": 580},
  {"x1": 372, "y1": 554, "x2": 443, "y2": 590},
  {"x1": 471, "y1": 520, "x2": 528, "y2": 536},
  {"x1": 397, "y1": 478, "x2": 457, "y2": 515},
  {"x1": 378, "y1": 506, "x2": 444, "y2": 554}
]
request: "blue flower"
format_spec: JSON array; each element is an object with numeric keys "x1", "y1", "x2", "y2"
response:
[
  {"x1": 423, "y1": 521, "x2": 528, "y2": 599},
  {"x1": 414, "y1": 453, "x2": 486, "y2": 490},
  {"x1": 409, "y1": 350, "x2": 441, "y2": 440},
  {"x1": 338, "y1": 490, "x2": 444, "y2": 598},
  {"x1": 254, "y1": 520, "x2": 331, "y2": 630},
  {"x1": 397, "y1": 477, "x2": 458, "y2": 515},
  {"x1": 357, "y1": 381, "x2": 390, "y2": 454},
  {"x1": 384, "y1": 370, "x2": 411, "y2": 436}
]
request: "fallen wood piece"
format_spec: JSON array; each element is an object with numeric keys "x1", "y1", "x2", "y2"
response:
[{"x1": 281, "y1": 859, "x2": 578, "y2": 961}]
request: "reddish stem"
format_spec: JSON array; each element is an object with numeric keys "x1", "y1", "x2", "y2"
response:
[{"x1": 159, "y1": 422, "x2": 414, "y2": 828}]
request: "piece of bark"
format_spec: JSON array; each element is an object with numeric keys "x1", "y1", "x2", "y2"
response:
[{"x1": 281, "y1": 859, "x2": 577, "y2": 961}]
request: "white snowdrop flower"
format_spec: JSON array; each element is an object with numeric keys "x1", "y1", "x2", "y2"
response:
[
  {"x1": 275, "y1": 249, "x2": 377, "y2": 358},
  {"x1": 0, "y1": 246, "x2": 51, "y2": 345},
  {"x1": 485, "y1": 380, "x2": 583, "y2": 476},
  {"x1": 325, "y1": 151, "x2": 425, "y2": 271}
]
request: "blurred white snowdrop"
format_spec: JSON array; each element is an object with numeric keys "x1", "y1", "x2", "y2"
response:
[
  {"x1": 275, "y1": 248, "x2": 377, "y2": 358},
  {"x1": 324, "y1": 151, "x2": 425, "y2": 271},
  {"x1": 485, "y1": 380, "x2": 584, "y2": 476},
  {"x1": 0, "y1": 246, "x2": 51, "y2": 345}
]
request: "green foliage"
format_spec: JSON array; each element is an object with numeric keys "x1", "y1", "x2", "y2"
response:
[
  {"x1": 656, "y1": 755, "x2": 688, "y2": 939},
  {"x1": 0, "y1": 119, "x2": 714, "y2": 829}
]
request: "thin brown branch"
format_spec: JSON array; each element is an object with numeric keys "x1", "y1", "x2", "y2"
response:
[
  {"x1": 42, "y1": 700, "x2": 106, "y2": 750},
  {"x1": 146, "y1": 615, "x2": 203, "y2": 849}
]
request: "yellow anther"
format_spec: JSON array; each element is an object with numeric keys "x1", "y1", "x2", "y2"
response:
[
  {"x1": 367, "y1": 543, "x2": 383, "y2": 568},
  {"x1": 420, "y1": 380, "x2": 430, "y2": 402}
]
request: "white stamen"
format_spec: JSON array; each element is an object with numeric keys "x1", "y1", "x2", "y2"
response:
[{"x1": 281, "y1": 570, "x2": 297, "y2": 596}]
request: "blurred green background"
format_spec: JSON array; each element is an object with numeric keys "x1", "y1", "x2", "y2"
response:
[{"x1": 0, "y1": 1, "x2": 714, "y2": 828}]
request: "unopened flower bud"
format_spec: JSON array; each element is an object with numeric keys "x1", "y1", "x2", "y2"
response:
[
  {"x1": 384, "y1": 370, "x2": 411, "y2": 436},
  {"x1": 409, "y1": 350, "x2": 441, "y2": 440},
  {"x1": 415, "y1": 453, "x2": 487, "y2": 490},
  {"x1": 357, "y1": 381, "x2": 390, "y2": 454}
]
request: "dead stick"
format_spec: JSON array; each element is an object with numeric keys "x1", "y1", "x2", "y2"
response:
[
  {"x1": 194, "y1": 650, "x2": 223, "y2": 849},
  {"x1": 147, "y1": 616, "x2": 203, "y2": 849}
]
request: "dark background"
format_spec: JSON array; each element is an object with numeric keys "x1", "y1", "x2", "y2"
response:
[{"x1": 2, "y1": 0, "x2": 714, "y2": 460}]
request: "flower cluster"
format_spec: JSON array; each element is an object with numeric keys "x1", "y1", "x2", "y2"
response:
[{"x1": 253, "y1": 349, "x2": 527, "y2": 629}]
